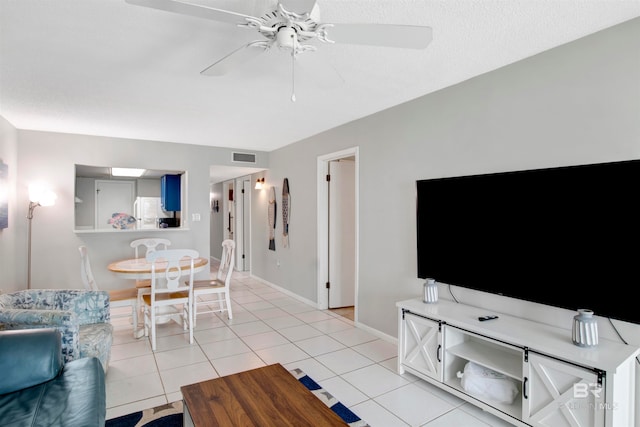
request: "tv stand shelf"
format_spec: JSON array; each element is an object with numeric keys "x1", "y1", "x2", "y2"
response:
[
  {"x1": 446, "y1": 339, "x2": 522, "y2": 380},
  {"x1": 397, "y1": 298, "x2": 639, "y2": 427}
]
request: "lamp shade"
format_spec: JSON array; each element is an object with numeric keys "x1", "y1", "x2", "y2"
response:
[{"x1": 28, "y1": 183, "x2": 57, "y2": 206}]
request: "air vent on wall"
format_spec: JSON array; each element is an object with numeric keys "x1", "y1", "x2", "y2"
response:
[{"x1": 232, "y1": 152, "x2": 257, "y2": 163}]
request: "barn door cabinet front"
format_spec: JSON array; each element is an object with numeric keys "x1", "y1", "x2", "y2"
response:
[
  {"x1": 523, "y1": 351, "x2": 605, "y2": 427},
  {"x1": 398, "y1": 310, "x2": 443, "y2": 382}
]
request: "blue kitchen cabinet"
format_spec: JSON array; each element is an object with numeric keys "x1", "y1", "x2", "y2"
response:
[{"x1": 161, "y1": 174, "x2": 181, "y2": 211}]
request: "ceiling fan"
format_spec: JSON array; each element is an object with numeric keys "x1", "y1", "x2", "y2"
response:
[{"x1": 125, "y1": 0, "x2": 433, "y2": 100}]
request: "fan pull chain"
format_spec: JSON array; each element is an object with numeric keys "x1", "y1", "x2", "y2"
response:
[{"x1": 291, "y1": 50, "x2": 296, "y2": 102}]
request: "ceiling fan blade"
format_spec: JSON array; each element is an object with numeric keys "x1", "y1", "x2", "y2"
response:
[
  {"x1": 325, "y1": 23, "x2": 433, "y2": 49},
  {"x1": 278, "y1": 0, "x2": 317, "y2": 14},
  {"x1": 200, "y1": 42, "x2": 270, "y2": 76},
  {"x1": 125, "y1": 0, "x2": 255, "y2": 25}
]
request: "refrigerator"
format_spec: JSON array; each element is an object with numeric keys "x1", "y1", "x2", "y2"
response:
[{"x1": 133, "y1": 197, "x2": 171, "y2": 229}]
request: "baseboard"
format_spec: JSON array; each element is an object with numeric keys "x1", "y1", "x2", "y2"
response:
[
  {"x1": 353, "y1": 320, "x2": 397, "y2": 345},
  {"x1": 248, "y1": 274, "x2": 317, "y2": 308}
]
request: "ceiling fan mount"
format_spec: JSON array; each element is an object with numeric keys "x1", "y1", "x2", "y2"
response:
[{"x1": 242, "y1": 3, "x2": 324, "y2": 55}]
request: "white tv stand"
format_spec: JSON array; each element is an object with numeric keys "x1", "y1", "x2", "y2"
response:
[{"x1": 396, "y1": 298, "x2": 639, "y2": 427}]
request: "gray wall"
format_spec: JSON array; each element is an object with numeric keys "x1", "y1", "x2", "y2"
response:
[
  {"x1": 209, "y1": 181, "x2": 224, "y2": 258},
  {"x1": 251, "y1": 17, "x2": 640, "y2": 339},
  {"x1": 0, "y1": 116, "x2": 19, "y2": 293},
  {"x1": 3, "y1": 130, "x2": 267, "y2": 292},
  {"x1": 251, "y1": 18, "x2": 640, "y2": 421}
]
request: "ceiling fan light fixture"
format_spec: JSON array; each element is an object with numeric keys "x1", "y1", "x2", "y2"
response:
[{"x1": 276, "y1": 27, "x2": 297, "y2": 50}]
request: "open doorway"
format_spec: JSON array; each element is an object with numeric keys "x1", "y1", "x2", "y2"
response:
[
  {"x1": 218, "y1": 177, "x2": 252, "y2": 272},
  {"x1": 317, "y1": 147, "x2": 359, "y2": 321},
  {"x1": 210, "y1": 165, "x2": 265, "y2": 274}
]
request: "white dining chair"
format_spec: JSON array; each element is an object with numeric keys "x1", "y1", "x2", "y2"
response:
[
  {"x1": 79, "y1": 245, "x2": 139, "y2": 337},
  {"x1": 130, "y1": 238, "x2": 171, "y2": 259},
  {"x1": 130, "y1": 237, "x2": 171, "y2": 316},
  {"x1": 190, "y1": 239, "x2": 235, "y2": 326},
  {"x1": 141, "y1": 248, "x2": 198, "y2": 351}
]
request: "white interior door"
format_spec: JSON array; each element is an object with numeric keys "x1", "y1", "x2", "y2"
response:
[
  {"x1": 328, "y1": 159, "x2": 356, "y2": 308},
  {"x1": 95, "y1": 180, "x2": 135, "y2": 229}
]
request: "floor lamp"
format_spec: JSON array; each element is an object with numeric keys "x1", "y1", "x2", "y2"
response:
[{"x1": 27, "y1": 183, "x2": 56, "y2": 289}]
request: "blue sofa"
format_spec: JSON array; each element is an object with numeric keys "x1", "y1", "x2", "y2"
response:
[{"x1": 0, "y1": 328, "x2": 106, "y2": 427}]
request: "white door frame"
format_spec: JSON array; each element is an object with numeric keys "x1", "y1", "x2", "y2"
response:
[
  {"x1": 223, "y1": 180, "x2": 234, "y2": 241},
  {"x1": 234, "y1": 177, "x2": 251, "y2": 271},
  {"x1": 316, "y1": 147, "x2": 359, "y2": 317}
]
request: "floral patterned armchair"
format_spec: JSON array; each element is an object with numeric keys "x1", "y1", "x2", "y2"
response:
[{"x1": 0, "y1": 289, "x2": 113, "y2": 373}]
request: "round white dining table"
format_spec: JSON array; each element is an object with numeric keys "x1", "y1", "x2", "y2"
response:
[{"x1": 107, "y1": 256, "x2": 209, "y2": 279}]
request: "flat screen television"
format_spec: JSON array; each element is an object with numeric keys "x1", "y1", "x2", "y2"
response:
[{"x1": 416, "y1": 158, "x2": 640, "y2": 325}]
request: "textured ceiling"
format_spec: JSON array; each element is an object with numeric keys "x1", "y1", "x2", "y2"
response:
[{"x1": 1, "y1": 0, "x2": 639, "y2": 155}]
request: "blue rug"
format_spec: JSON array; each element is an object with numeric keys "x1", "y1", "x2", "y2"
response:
[
  {"x1": 106, "y1": 368, "x2": 369, "y2": 426},
  {"x1": 105, "y1": 401, "x2": 182, "y2": 427}
]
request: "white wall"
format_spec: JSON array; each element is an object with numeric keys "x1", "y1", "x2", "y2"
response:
[{"x1": 6, "y1": 130, "x2": 267, "y2": 291}]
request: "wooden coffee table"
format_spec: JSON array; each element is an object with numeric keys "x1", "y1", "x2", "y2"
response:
[{"x1": 181, "y1": 363, "x2": 348, "y2": 426}]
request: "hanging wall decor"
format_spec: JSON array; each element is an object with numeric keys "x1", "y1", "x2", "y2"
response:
[
  {"x1": 0, "y1": 160, "x2": 7, "y2": 229},
  {"x1": 268, "y1": 185, "x2": 277, "y2": 251},
  {"x1": 282, "y1": 178, "x2": 290, "y2": 248}
]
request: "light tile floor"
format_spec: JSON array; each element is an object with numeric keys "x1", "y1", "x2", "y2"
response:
[{"x1": 105, "y1": 264, "x2": 513, "y2": 427}]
